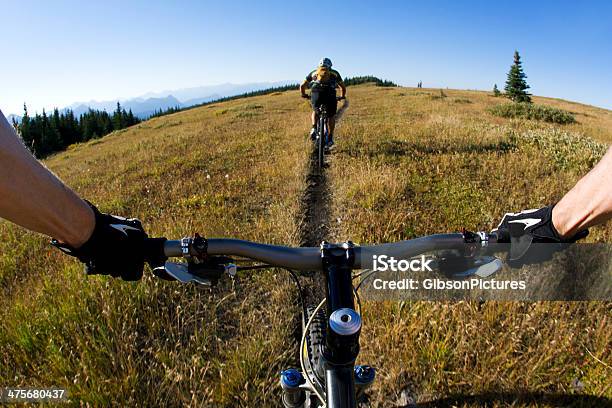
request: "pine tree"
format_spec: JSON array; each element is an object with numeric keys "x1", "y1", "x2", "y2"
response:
[
  {"x1": 493, "y1": 84, "x2": 501, "y2": 96},
  {"x1": 48, "y1": 108, "x2": 63, "y2": 150},
  {"x1": 504, "y1": 51, "x2": 531, "y2": 103},
  {"x1": 20, "y1": 104, "x2": 34, "y2": 150},
  {"x1": 61, "y1": 109, "x2": 80, "y2": 146},
  {"x1": 40, "y1": 109, "x2": 62, "y2": 155},
  {"x1": 127, "y1": 109, "x2": 136, "y2": 126}
]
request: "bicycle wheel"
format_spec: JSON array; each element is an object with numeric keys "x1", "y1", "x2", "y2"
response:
[
  {"x1": 306, "y1": 305, "x2": 326, "y2": 384},
  {"x1": 317, "y1": 116, "x2": 325, "y2": 173}
]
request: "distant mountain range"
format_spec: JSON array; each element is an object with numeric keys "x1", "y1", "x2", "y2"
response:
[
  {"x1": 9, "y1": 81, "x2": 295, "y2": 120},
  {"x1": 139, "y1": 81, "x2": 292, "y2": 105},
  {"x1": 66, "y1": 95, "x2": 184, "y2": 119},
  {"x1": 7, "y1": 114, "x2": 21, "y2": 124}
]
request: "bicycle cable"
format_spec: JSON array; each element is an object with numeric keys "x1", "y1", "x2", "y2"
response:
[
  {"x1": 238, "y1": 264, "x2": 307, "y2": 331},
  {"x1": 353, "y1": 286, "x2": 362, "y2": 315},
  {"x1": 354, "y1": 269, "x2": 377, "y2": 293},
  {"x1": 281, "y1": 268, "x2": 307, "y2": 325}
]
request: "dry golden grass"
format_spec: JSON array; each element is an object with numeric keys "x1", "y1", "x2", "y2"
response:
[{"x1": 0, "y1": 84, "x2": 610, "y2": 407}]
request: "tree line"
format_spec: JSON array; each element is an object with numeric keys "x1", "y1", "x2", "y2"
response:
[
  {"x1": 343, "y1": 76, "x2": 397, "y2": 87},
  {"x1": 15, "y1": 102, "x2": 140, "y2": 158}
]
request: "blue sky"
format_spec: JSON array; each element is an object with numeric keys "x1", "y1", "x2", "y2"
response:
[{"x1": 1, "y1": 0, "x2": 610, "y2": 115}]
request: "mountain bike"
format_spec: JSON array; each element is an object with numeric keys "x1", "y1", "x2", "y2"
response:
[
  {"x1": 303, "y1": 94, "x2": 346, "y2": 174},
  {"x1": 143, "y1": 230, "x2": 504, "y2": 408}
]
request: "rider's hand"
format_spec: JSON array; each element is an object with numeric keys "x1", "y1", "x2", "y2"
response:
[
  {"x1": 337, "y1": 96, "x2": 346, "y2": 101},
  {"x1": 492, "y1": 205, "x2": 588, "y2": 263},
  {"x1": 51, "y1": 201, "x2": 148, "y2": 281},
  {"x1": 301, "y1": 93, "x2": 310, "y2": 99}
]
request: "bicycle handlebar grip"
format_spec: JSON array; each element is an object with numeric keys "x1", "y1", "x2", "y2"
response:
[{"x1": 143, "y1": 237, "x2": 168, "y2": 267}]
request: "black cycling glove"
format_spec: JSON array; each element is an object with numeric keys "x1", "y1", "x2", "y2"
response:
[
  {"x1": 492, "y1": 205, "x2": 588, "y2": 262},
  {"x1": 51, "y1": 202, "x2": 149, "y2": 281}
]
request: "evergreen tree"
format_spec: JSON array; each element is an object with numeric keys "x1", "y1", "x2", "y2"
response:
[
  {"x1": 40, "y1": 109, "x2": 62, "y2": 155},
  {"x1": 121, "y1": 108, "x2": 128, "y2": 128},
  {"x1": 20, "y1": 104, "x2": 34, "y2": 150},
  {"x1": 112, "y1": 102, "x2": 123, "y2": 130},
  {"x1": 48, "y1": 108, "x2": 63, "y2": 150},
  {"x1": 493, "y1": 84, "x2": 501, "y2": 96},
  {"x1": 37, "y1": 110, "x2": 48, "y2": 156},
  {"x1": 127, "y1": 109, "x2": 136, "y2": 126},
  {"x1": 504, "y1": 51, "x2": 531, "y2": 103},
  {"x1": 61, "y1": 109, "x2": 81, "y2": 146}
]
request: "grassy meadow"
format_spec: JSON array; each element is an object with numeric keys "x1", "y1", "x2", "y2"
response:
[{"x1": 1, "y1": 84, "x2": 611, "y2": 406}]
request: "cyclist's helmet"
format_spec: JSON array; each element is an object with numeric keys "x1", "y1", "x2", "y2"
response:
[{"x1": 319, "y1": 57, "x2": 332, "y2": 68}]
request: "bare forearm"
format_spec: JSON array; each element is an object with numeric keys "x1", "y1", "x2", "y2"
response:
[
  {"x1": 553, "y1": 146, "x2": 612, "y2": 238},
  {"x1": 339, "y1": 83, "x2": 346, "y2": 97},
  {"x1": 0, "y1": 110, "x2": 94, "y2": 247},
  {"x1": 300, "y1": 82, "x2": 308, "y2": 94}
]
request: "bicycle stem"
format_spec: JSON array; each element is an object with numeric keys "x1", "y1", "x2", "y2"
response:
[{"x1": 320, "y1": 241, "x2": 360, "y2": 408}]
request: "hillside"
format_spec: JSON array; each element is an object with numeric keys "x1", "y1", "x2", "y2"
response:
[{"x1": 0, "y1": 84, "x2": 610, "y2": 407}]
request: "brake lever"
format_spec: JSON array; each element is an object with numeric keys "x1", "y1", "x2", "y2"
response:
[
  {"x1": 436, "y1": 230, "x2": 504, "y2": 278},
  {"x1": 153, "y1": 258, "x2": 237, "y2": 286},
  {"x1": 160, "y1": 262, "x2": 213, "y2": 286}
]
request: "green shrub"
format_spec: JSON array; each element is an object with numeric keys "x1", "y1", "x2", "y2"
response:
[
  {"x1": 489, "y1": 102, "x2": 576, "y2": 124},
  {"x1": 511, "y1": 128, "x2": 607, "y2": 171}
]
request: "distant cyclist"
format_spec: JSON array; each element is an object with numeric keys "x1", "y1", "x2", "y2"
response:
[{"x1": 300, "y1": 57, "x2": 347, "y2": 147}]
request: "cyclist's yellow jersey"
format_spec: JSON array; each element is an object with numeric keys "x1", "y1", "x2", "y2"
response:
[{"x1": 306, "y1": 66, "x2": 344, "y2": 90}]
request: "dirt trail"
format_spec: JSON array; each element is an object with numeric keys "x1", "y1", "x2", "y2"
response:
[
  {"x1": 296, "y1": 99, "x2": 349, "y2": 300},
  {"x1": 295, "y1": 146, "x2": 333, "y2": 306},
  {"x1": 297, "y1": 99, "x2": 347, "y2": 248},
  {"x1": 297, "y1": 148, "x2": 332, "y2": 248}
]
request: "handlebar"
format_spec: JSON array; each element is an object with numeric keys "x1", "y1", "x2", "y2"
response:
[
  {"x1": 301, "y1": 94, "x2": 347, "y2": 102},
  {"x1": 146, "y1": 231, "x2": 500, "y2": 271}
]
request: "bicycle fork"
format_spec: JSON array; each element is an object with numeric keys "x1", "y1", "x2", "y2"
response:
[
  {"x1": 280, "y1": 242, "x2": 376, "y2": 408},
  {"x1": 280, "y1": 364, "x2": 375, "y2": 408}
]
